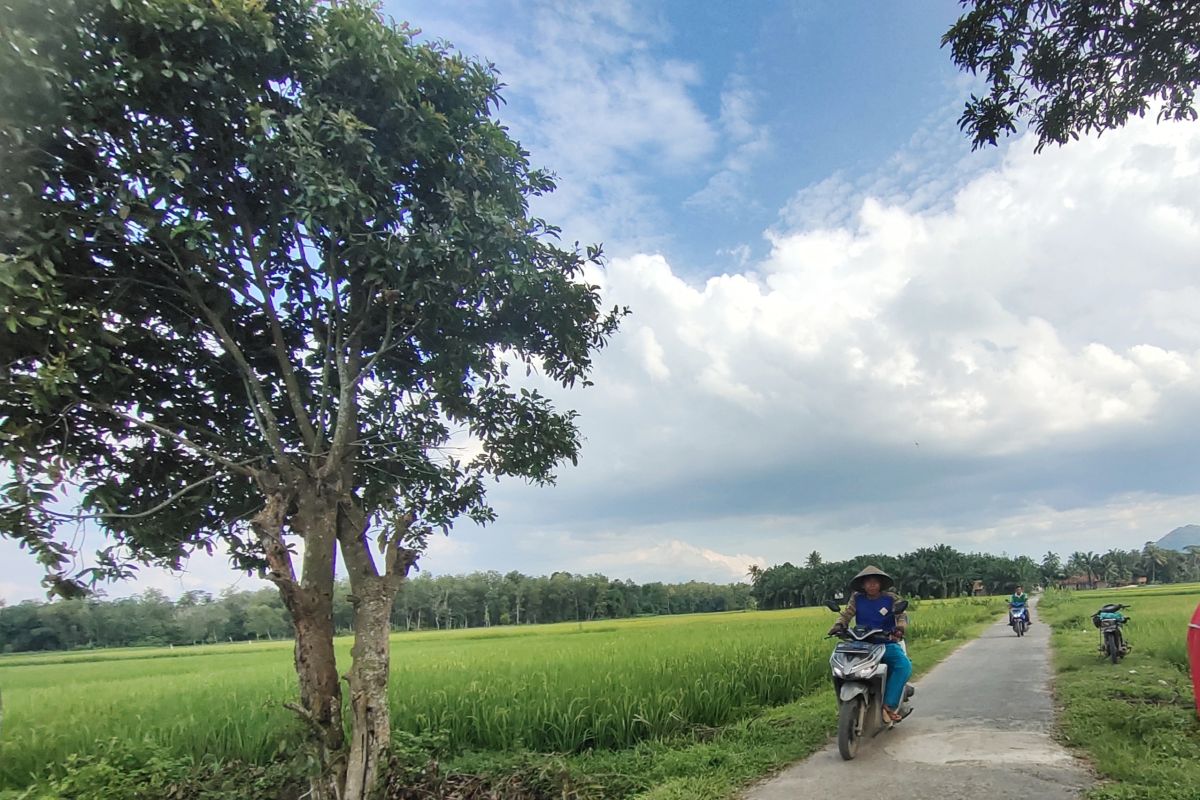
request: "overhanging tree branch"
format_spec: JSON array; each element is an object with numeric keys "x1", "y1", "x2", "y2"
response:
[
  {"x1": 37, "y1": 464, "x2": 258, "y2": 521},
  {"x1": 235, "y1": 197, "x2": 319, "y2": 451},
  {"x1": 80, "y1": 401, "x2": 257, "y2": 478},
  {"x1": 184, "y1": 282, "x2": 295, "y2": 473}
]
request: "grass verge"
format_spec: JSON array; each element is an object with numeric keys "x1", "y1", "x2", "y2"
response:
[{"x1": 1039, "y1": 586, "x2": 1200, "y2": 800}]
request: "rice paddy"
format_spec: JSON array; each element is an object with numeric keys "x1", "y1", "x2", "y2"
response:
[{"x1": 0, "y1": 598, "x2": 1004, "y2": 791}]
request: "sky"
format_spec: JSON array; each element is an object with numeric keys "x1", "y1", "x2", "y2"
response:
[{"x1": 4, "y1": 0, "x2": 1200, "y2": 602}]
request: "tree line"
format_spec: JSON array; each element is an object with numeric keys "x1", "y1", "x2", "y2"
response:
[
  {"x1": 9, "y1": 542, "x2": 1195, "y2": 653},
  {"x1": 749, "y1": 543, "x2": 1200, "y2": 610},
  {"x1": 0, "y1": 571, "x2": 752, "y2": 653}
]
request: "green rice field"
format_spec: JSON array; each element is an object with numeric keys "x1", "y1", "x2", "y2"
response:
[{"x1": 0, "y1": 598, "x2": 1004, "y2": 791}]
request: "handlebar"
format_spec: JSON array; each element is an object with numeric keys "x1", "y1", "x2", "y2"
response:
[{"x1": 826, "y1": 628, "x2": 896, "y2": 643}]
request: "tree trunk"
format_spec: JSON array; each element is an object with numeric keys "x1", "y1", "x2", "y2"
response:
[
  {"x1": 259, "y1": 483, "x2": 347, "y2": 800},
  {"x1": 343, "y1": 581, "x2": 397, "y2": 800},
  {"x1": 333, "y1": 493, "x2": 420, "y2": 800},
  {"x1": 291, "y1": 596, "x2": 346, "y2": 800}
]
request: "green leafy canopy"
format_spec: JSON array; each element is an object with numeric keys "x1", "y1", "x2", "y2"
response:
[
  {"x1": 0, "y1": 0, "x2": 626, "y2": 595},
  {"x1": 944, "y1": 0, "x2": 1200, "y2": 151}
]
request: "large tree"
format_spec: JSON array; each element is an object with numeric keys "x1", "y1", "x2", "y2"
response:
[
  {"x1": 0, "y1": 0, "x2": 623, "y2": 797},
  {"x1": 943, "y1": 0, "x2": 1200, "y2": 151}
]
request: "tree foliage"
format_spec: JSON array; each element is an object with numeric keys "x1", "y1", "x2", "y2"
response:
[
  {"x1": 943, "y1": 0, "x2": 1200, "y2": 151},
  {"x1": 747, "y1": 543, "x2": 1200, "y2": 610},
  {"x1": 0, "y1": 0, "x2": 620, "y2": 591},
  {"x1": 0, "y1": 572, "x2": 755, "y2": 653},
  {"x1": 0, "y1": 0, "x2": 623, "y2": 795}
]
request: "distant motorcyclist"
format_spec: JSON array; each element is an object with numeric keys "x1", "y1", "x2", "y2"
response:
[
  {"x1": 1009, "y1": 585, "x2": 1032, "y2": 625},
  {"x1": 827, "y1": 565, "x2": 912, "y2": 722}
]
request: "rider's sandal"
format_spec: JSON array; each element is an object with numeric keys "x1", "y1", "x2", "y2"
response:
[{"x1": 883, "y1": 707, "x2": 902, "y2": 723}]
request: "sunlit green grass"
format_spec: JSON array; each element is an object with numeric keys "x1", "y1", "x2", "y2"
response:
[
  {"x1": 1039, "y1": 584, "x2": 1200, "y2": 800},
  {"x1": 0, "y1": 599, "x2": 1004, "y2": 791}
]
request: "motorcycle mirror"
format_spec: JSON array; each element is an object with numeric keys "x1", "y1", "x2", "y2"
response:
[
  {"x1": 893, "y1": 600, "x2": 909, "y2": 614},
  {"x1": 824, "y1": 601, "x2": 841, "y2": 613}
]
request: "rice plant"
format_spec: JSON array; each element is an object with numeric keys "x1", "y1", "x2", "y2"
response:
[{"x1": 0, "y1": 599, "x2": 1003, "y2": 790}]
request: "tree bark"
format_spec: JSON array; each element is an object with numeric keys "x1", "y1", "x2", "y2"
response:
[
  {"x1": 334, "y1": 495, "x2": 418, "y2": 800},
  {"x1": 290, "y1": 593, "x2": 346, "y2": 800},
  {"x1": 258, "y1": 482, "x2": 346, "y2": 800},
  {"x1": 258, "y1": 466, "x2": 418, "y2": 800},
  {"x1": 342, "y1": 580, "x2": 396, "y2": 800}
]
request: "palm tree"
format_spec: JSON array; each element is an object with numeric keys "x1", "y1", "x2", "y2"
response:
[
  {"x1": 1040, "y1": 551, "x2": 1063, "y2": 586},
  {"x1": 1102, "y1": 549, "x2": 1136, "y2": 585},
  {"x1": 1183, "y1": 545, "x2": 1200, "y2": 582},
  {"x1": 1067, "y1": 551, "x2": 1102, "y2": 588},
  {"x1": 805, "y1": 550, "x2": 823, "y2": 569},
  {"x1": 904, "y1": 548, "x2": 937, "y2": 598},
  {"x1": 927, "y1": 544, "x2": 962, "y2": 598},
  {"x1": 890, "y1": 560, "x2": 916, "y2": 596},
  {"x1": 1141, "y1": 542, "x2": 1167, "y2": 584},
  {"x1": 1084, "y1": 551, "x2": 1104, "y2": 588}
]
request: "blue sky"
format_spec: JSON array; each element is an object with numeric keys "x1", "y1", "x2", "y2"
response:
[
  {"x1": 391, "y1": 0, "x2": 988, "y2": 274},
  {"x1": 4, "y1": 0, "x2": 1200, "y2": 602}
]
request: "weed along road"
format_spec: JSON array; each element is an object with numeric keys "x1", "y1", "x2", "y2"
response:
[{"x1": 743, "y1": 601, "x2": 1092, "y2": 800}]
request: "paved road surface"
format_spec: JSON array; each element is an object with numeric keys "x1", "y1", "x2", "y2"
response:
[{"x1": 742, "y1": 603, "x2": 1092, "y2": 799}]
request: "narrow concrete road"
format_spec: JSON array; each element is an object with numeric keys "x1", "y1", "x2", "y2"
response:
[{"x1": 742, "y1": 603, "x2": 1092, "y2": 799}]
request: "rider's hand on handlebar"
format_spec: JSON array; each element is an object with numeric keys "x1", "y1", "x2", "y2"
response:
[
  {"x1": 890, "y1": 628, "x2": 905, "y2": 641},
  {"x1": 827, "y1": 623, "x2": 846, "y2": 637}
]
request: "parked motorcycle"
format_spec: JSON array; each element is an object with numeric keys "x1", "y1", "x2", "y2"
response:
[
  {"x1": 1091, "y1": 603, "x2": 1131, "y2": 664},
  {"x1": 824, "y1": 600, "x2": 915, "y2": 760},
  {"x1": 1008, "y1": 603, "x2": 1029, "y2": 637}
]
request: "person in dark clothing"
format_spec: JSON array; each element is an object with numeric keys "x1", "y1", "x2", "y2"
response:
[{"x1": 827, "y1": 565, "x2": 912, "y2": 722}]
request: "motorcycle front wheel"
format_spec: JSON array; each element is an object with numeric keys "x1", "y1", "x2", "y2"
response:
[
  {"x1": 837, "y1": 695, "x2": 865, "y2": 760},
  {"x1": 1017, "y1": 619, "x2": 1026, "y2": 637}
]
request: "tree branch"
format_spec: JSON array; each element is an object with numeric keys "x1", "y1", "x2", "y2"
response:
[
  {"x1": 322, "y1": 251, "x2": 361, "y2": 477},
  {"x1": 80, "y1": 401, "x2": 256, "y2": 477},
  {"x1": 234, "y1": 197, "x2": 319, "y2": 450},
  {"x1": 380, "y1": 511, "x2": 420, "y2": 590},
  {"x1": 252, "y1": 489, "x2": 300, "y2": 596},
  {"x1": 335, "y1": 499, "x2": 378, "y2": 580},
  {"x1": 183, "y1": 282, "x2": 295, "y2": 473},
  {"x1": 295, "y1": 224, "x2": 335, "y2": 451},
  {"x1": 41, "y1": 464, "x2": 258, "y2": 521}
]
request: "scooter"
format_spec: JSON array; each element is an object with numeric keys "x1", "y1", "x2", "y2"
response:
[
  {"x1": 824, "y1": 600, "x2": 915, "y2": 760},
  {"x1": 1091, "y1": 603, "x2": 1131, "y2": 664},
  {"x1": 1009, "y1": 603, "x2": 1029, "y2": 637}
]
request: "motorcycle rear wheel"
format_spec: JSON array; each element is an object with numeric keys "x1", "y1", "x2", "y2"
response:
[
  {"x1": 1106, "y1": 635, "x2": 1120, "y2": 664},
  {"x1": 837, "y1": 695, "x2": 865, "y2": 760}
]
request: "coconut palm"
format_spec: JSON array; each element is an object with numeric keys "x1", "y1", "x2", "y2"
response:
[{"x1": 1141, "y1": 542, "x2": 1168, "y2": 584}]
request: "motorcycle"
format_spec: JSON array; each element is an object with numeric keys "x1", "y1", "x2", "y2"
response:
[
  {"x1": 1091, "y1": 603, "x2": 1131, "y2": 664},
  {"x1": 823, "y1": 600, "x2": 915, "y2": 760},
  {"x1": 1008, "y1": 603, "x2": 1029, "y2": 637}
]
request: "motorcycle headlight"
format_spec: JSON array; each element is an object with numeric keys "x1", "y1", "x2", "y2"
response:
[
  {"x1": 831, "y1": 649, "x2": 882, "y2": 679},
  {"x1": 850, "y1": 661, "x2": 879, "y2": 678},
  {"x1": 830, "y1": 652, "x2": 850, "y2": 677}
]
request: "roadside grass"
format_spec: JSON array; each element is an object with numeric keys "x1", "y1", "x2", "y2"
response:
[
  {"x1": 0, "y1": 598, "x2": 1004, "y2": 799},
  {"x1": 1039, "y1": 585, "x2": 1200, "y2": 800}
]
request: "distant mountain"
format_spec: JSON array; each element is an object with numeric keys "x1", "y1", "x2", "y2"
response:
[{"x1": 1156, "y1": 525, "x2": 1200, "y2": 552}]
